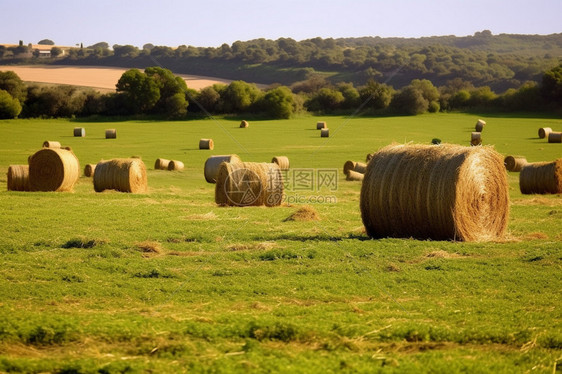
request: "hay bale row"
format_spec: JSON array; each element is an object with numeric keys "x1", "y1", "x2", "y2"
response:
[
  {"x1": 470, "y1": 132, "x2": 482, "y2": 146},
  {"x1": 240, "y1": 120, "x2": 249, "y2": 128},
  {"x1": 74, "y1": 127, "x2": 85, "y2": 137},
  {"x1": 93, "y1": 158, "x2": 147, "y2": 193},
  {"x1": 84, "y1": 163, "x2": 96, "y2": 177},
  {"x1": 548, "y1": 132, "x2": 562, "y2": 143},
  {"x1": 538, "y1": 127, "x2": 552, "y2": 139},
  {"x1": 519, "y1": 159, "x2": 562, "y2": 194},
  {"x1": 321, "y1": 128, "x2": 329, "y2": 138},
  {"x1": 154, "y1": 158, "x2": 171, "y2": 170},
  {"x1": 504, "y1": 155, "x2": 528, "y2": 172},
  {"x1": 7, "y1": 165, "x2": 30, "y2": 191},
  {"x1": 316, "y1": 121, "x2": 327, "y2": 130},
  {"x1": 272, "y1": 156, "x2": 290, "y2": 170},
  {"x1": 29, "y1": 148, "x2": 80, "y2": 192},
  {"x1": 105, "y1": 129, "x2": 117, "y2": 139},
  {"x1": 360, "y1": 143, "x2": 509, "y2": 242},
  {"x1": 204, "y1": 154, "x2": 242, "y2": 183},
  {"x1": 346, "y1": 170, "x2": 364, "y2": 181},
  {"x1": 475, "y1": 119, "x2": 486, "y2": 132},
  {"x1": 215, "y1": 162, "x2": 283, "y2": 207}
]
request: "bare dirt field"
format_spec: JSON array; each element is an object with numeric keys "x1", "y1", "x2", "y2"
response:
[{"x1": 2, "y1": 65, "x2": 233, "y2": 91}]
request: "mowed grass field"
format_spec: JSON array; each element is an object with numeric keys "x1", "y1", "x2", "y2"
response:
[{"x1": 0, "y1": 113, "x2": 561, "y2": 373}]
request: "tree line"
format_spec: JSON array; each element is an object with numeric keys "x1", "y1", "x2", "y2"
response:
[{"x1": 0, "y1": 63, "x2": 560, "y2": 120}]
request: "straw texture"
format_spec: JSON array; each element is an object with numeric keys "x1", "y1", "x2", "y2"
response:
[
  {"x1": 84, "y1": 163, "x2": 96, "y2": 177},
  {"x1": 105, "y1": 129, "x2": 116, "y2": 139},
  {"x1": 167, "y1": 160, "x2": 184, "y2": 171},
  {"x1": 7, "y1": 165, "x2": 30, "y2": 191},
  {"x1": 204, "y1": 154, "x2": 242, "y2": 183},
  {"x1": 321, "y1": 128, "x2": 329, "y2": 138},
  {"x1": 240, "y1": 120, "x2": 249, "y2": 128},
  {"x1": 272, "y1": 156, "x2": 290, "y2": 170},
  {"x1": 29, "y1": 148, "x2": 80, "y2": 192},
  {"x1": 73, "y1": 127, "x2": 85, "y2": 137},
  {"x1": 519, "y1": 159, "x2": 562, "y2": 194},
  {"x1": 154, "y1": 158, "x2": 170, "y2": 170},
  {"x1": 93, "y1": 158, "x2": 147, "y2": 193},
  {"x1": 538, "y1": 127, "x2": 552, "y2": 139},
  {"x1": 548, "y1": 132, "x2": 562, "y2": 143},
  {"x1": 470, "y1": 132, "x2": 482, "y2": 146},
  {"x1": 475, "y1": 119, "x2": 486, "y2": 132},
  {"x1": 199, "y1": 138, "x2": 214, "y2": 150}
]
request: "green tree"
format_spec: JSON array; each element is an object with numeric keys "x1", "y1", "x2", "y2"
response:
[
  {"x1": 306, "y1": 87, "x2": 345, "y2": 112},
  {"x1": 144, "y1": 67, "x2": 188, "y2": 115},
  {"x1": 0, "y1": 89, "x2": 22, "y2": 118},
  {"x1": 358, "y1": 80, "x2": 393, "y2": 110},
  {"x1": 259, "y1": 86, "x2": 295, "y2": 119},
  {"x1": 196, "y1": 86, "x2": 221, "y2": 113},
  {"x1": 220, "y1": 81, "x2": 262, "y2": 113},
  {"x1": 390, "y1": 86, "x2": 428, "y2": 115},
  {"x1": 116, "y1": 69, "x2": 160, "y2": 114},
  {"x1": 50, "y1": 47, "x2": 63, "y2": 57},
  {"x1": 541, "y1": 64, "x2": 562, "y2": 105},
  {"x1": 38, "y1": 39, "x2": 55, "y2": 45},
  {"x1": 0, "y1": 71, "x2": 27, "y2": 103},
  {"x1": 337, "y1": 82, "x2": 360, "y2": 109},
  {"x1": 164, "y1": 92, "x2": 188, "y2": 118}
]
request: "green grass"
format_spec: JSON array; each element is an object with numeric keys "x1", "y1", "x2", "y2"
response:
[{"x1": 0, "y1": 113, "x2": 561, "y2": 373}]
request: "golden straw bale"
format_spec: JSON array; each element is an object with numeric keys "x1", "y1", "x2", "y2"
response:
[
  {"x1": 240, "y1": 120, "x2": 249, "y2": 128},
  {"x1": 7, "y1": 165, "x2": 30, "y2": 191},
  {"x1": 538, "y1": 127, "x2": 552, "y2": 139},
  {"x1": 272, "y1": 156, "x2": 290, "y2": 170},
  {"x1": 154, "y1": 158, "x2": 171, "y2": 170},
  {"x1": 204, "y1": 154, "x2": 242, "y2": 183},
  {"x1": 504, "y1": 155, "x2": 528, "y2": 172},
  {"x1": 548, "y1": 132, "x2": 562, "y2": 143},
  {"x1": 519, "y1": 159, "x2": 562, "y2": 194},
  {"x1": 316, "y1": 121, "x2": 327, "y2": 130},
  {"x1": 321, "y1": 128, "x2": 329, "y2": 138},
  {"x1": 105, "y1": 129, "x2": 117, "y2": 139},
  {"x1": 346, "y1": 170, "x2": 364, "y2": 181},
  {"x1": 360, "y1": 143, "x2": 509, "y2": 242},
  {"x1": 93, "y1": 158, "x2": 147, "y2": 193},
  {"x1": 84, "y1": 163, "x2": 96, "y2": 177},
  {"x1": 475, "y1": 119, "x2": 486, "y2": 132},
  {"x1": 215, "y1": 162, "x2": 284, "y2": 207},
  {"x1": 42, "y1": 141, "x2": 61, "y2": 148},
  {"x1": 199, "y1": 138, "x2": 214, "y2": 150},
  {"x1": 73, "y1": 127, "x2": 85, "y2": 137},
  {"x1": 29, "y1": 148, "x2": 80, "y2": 192},
  {"x1": 168, "y1": 160, "x2": 185, "y2": 171},
  {"x1": 343, "y1": 161, "x2": 367, "y2": 175},
  {"x1": 470, "y1": 132, "x2": 482, "y2": 146}
]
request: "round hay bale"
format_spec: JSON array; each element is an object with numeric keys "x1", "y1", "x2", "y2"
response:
[
  {"x1": 360, "y1": 143, "x2": 509, "y2": 242},
  {"x1": 105, "y1": 129, "x2": 117, "y2": 139},
  {"x1": 519, "y1": 159, "x2": 562, "y2": 194},
  {"x1": 321, "y1": 128, "x2": 329, "y2": 138},
  {"x1": 73, "y1": 127, "x2": 85, "y2": 137},
  {"x1": 504, "y1": 155, "x2": 528, "y2": 172},
  {"x1": 154, "y1": 158, "x2": 170, "y2": 170},
  {"x1": 29, "y1": 148, "x2": 80, "y2": 192},
  {"x1": 204, "y1": 154, "x2": 242, "y2": 183},
  {"x1": 240, "y1": 120, "x2": 249, "y2": 128},
  {"x1": 366, "y1": 153, "x2": 374, "y2": 162},
  {"x1": 84, "y1": 163, "x2": 96, "y2": 177},
  {"x1": 168, "y1": 160, "x2": 184, "y2": 171},
  {"x1": 93, "y1": 158, "x2": 147, "y2": 193},
  {"x1": 470, "y1": 132, "x2": 482, "y2": 146},
  {"x1": 215, "y1": 162, "x2": 284, "y2": 207},
  {"x1": 7, "y1": 165, "x2": 30, "y2": 191},
  {"x1": 538, "y1": 127, "x2": 552, "y2": 139},
  {"x1": 346, "y1": 170, "x2": 364, "y2": 181},
  {"x1": 43, "y1": 141, "x2": 61, "y2": 148},
  {"x1": 548, "y1": 131, "x2": 562, "y2": 143},
  {"x1": 343, "y1": 161, "x2": 367, "y2": 175},
  {"x1": 475, "y1": 119, "x2": 486, "y2": 132},
  {"x1": 316, "y1": 121, "x2": 327, "y2": 130},
  {"x1": 199, "y1": 138, "x2": 214, "y2": 150},
  {"x1": 272, "y1": 156, "x2": 290, "y2": 170}
]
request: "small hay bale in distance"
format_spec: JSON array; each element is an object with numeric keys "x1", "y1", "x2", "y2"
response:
[
  {"x1": 470, "y1": 132, "x2": 482, "y2": 146},
  {"x1": 154, "y1": 158, "x2": 171, "y2": 170},
  {"x1": 343, "y1": 161, "x2": 367, "y2": 175},
  {"x1": 43, "y1": 140, "x2": 61, "y2": 148},
  {"x1": 271, "y1": 156, "x2": 290, "y2": 170},
  {"x1": 199, "y1": 138, "x2": 214, "y2": 150},
  {"x1": 475, "y1": 119, "x2": 486, "y2": 132},
  {"x1": 204, "y1": 154, "x2": 242, "y2": 183},
  {"x1": 73, "y1": 127, "x2": 85, "y2": 137},
  {"x1": 538, "y1": 127, "x2": 552, "y2": 139},
  {"x1": 215, "y1": 162, "x2": 284, "y2": 207},
  {"x1": 240, "y1": 120, "x2": 249, "y2": 128},
  {"x1": 366, "y1": 153, "x2": 374, "y2": 162},
  {"x1": 360, "y1": 143, "x2": 509, "y2": 242},
  {"x1": 346, "y1": 170, "x2": 364, "y2": 181},
  {"x1": 168, "y1": 160, "x2": 184, "y2": 171},
  {"x1": 504, "y1": 155, "x2": 528, "y2": 172},
  {"x1": 321, "y1": 128, "x2": 329, "y2": 138},
  {"x1": 105, "y1": 129, "x2": 117, "y2": 139},
  {"x1": 316, "y1": 121, "x2": 327, "y2": 130},
  {"x1": 519, "y1": 159, "x2": 562, "y2": 194},
  {"x1": 548, "y1": 131, "x2": 562, "y2": 143},
  {"x1": 93, "y1": 158, "x2": 147, "y2": 193},
  {"x1": 7, "y1": 165, "x2": 30, "y2": 191},
  {"x1": 84, "y1": 163, "x2": 96, "y2": 177},
  {"x1": 29, "y1": 148, "x2": 80, "y2": 192}
]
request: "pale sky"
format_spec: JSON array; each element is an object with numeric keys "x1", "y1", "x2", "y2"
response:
[{"x1": 1, "y1": 0, "x2": 561, "y2": 48}]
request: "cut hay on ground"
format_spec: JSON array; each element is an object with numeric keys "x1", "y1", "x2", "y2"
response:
[
  {"x1": 272, "y1": 156, "x2": 290, "y2": 170},
  {"x1": 215, "y1": 162, "x2": 283, "y2": 207},
  {"x1": 316, "y1": 121, "x2": 327, "y2": 130},
  {"x1": 199, "y1": 138, "x2": 214, "y2": 150},
  {"x1": 154, "y1": 158, "x2": 171, "y2": 170},
  {"x1": 548, "y1": 132, "x2": 562, "y2": 143},
  {"x1": 283, "y1": 206, "x2": 320, "y2": 221},
  {"x1": 93, "y1": 158, "x2": 147, "y2": 193},
  {"x1": 470, "y1": 132, "x2": 482, "y2": 146},
  {"x1": 519, "y1": 159, "x2": 562, "y2": 194},
  {"x1": 346, "y1": 170, "x2": 364, "y2": 181},
  {"x1": 168, "y1": 160, "x2": 184, "y2": 171},
  {"x1": 240, "y1": 120, "x2": 249, "y2": 128},
  {"x1": 204, "y1": 154, "x2": 242, "y2": 183},
  {"x1": 360, "y1": 143, "x2": 509, "y2": 242},
  {"x1": 321, "y1": 128, "x2": 329, "y2": 138},
  {"x1": 43, "y1": 141, "x2": 61, "y2": 148},
  {"x1": 105, "y1": 129, "x2": 116, "y2": 139},
  {"x1": 73, "y1": 127, "x2": 85, "y2": 137},
  {"x1": 538, "y1": 127, "x2": 552, "y2": 139},
  {"x1": 7, "y1": 165, "x2": 30, "y2": 191},
  {"x1": 504, "y1": 155, "x2": 528, "y2": 172},
  {"x1": 475, "y1": 119, "x2": 486, "y2": 132},
  {"x1": 84, "y1": 163, "x2": 96, "y2": 177},
  {"x1": 29, "y1": 148, "x2": 80, "y2": 192}
]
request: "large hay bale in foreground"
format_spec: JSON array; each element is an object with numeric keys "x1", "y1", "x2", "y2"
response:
[
  {"x1": 538, "y1": 127, "x2": 552, "y2": 139},
  {"x1": 215, "y1": 162, "x2": 283, "y2": 207},
  {"x1": 199, "y1": 138, "x2": 214, "y2": 150},
  {"x1": 504, "y1": 155, "x2": 528, "y2": 172},
  {"x1": 519, "y1": 159, "x2": 562, "y2": 194},
  {"x1": 343, "y1": 161, "x2": 367, "y2": 175},
  {"x1": 470, "y1": 132, "x2": 482, "y2": 146},
  {"x1": 93, "y1": 158, "x2": 147, "y2": 193},
  {"x1": 360, "y1": 143, "x2": 509, "y2": 242},
  {"x1": 321, "y1": 128, "x2": 329, "y2": 138},
  {"x1": 204, "y1": 154, "x2": 242, "y2": 183},
  {"x1": 154, "y1": 158, "x2": 170, "y2": 170},
  {"x1": 7, "y1": 165, "x2": 30, "y2": 191},
  {"x1": 43, "y1": 141, "x2": 61, "y2": 148},
  {"x1": 105, "y1": 129, "x2": 117, "y2": 139},
  {"x1": 73, "y1": 127, "x2": 85, "y2": 137},
  {"x1": 29, "y1": 148, "x2": 80, "y2": 192},
  {"x1": 346, "y1": 170, "x2": 364, "y2": 181},
  {"x1": 475, "y1": 119, "x2": 486, "y2": 132},
  {"x1": 240, "y1": 120, "x2": 249, "y2": 128},
  {"x1": 316, "y1": 121, "x2": 327, "y2": 130},
  {"x1": 168, "y1": 160, "x2": 184, "y2": 171},
  {"x1": 548, "y1": 131, "x2": 562, "y2": 143},
  {"x1": 84, "y1": 163, "x2": 96, "y2": 177},
  {"x1": 272, "y1": 156, "x2": 290, "y2": 170}
]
